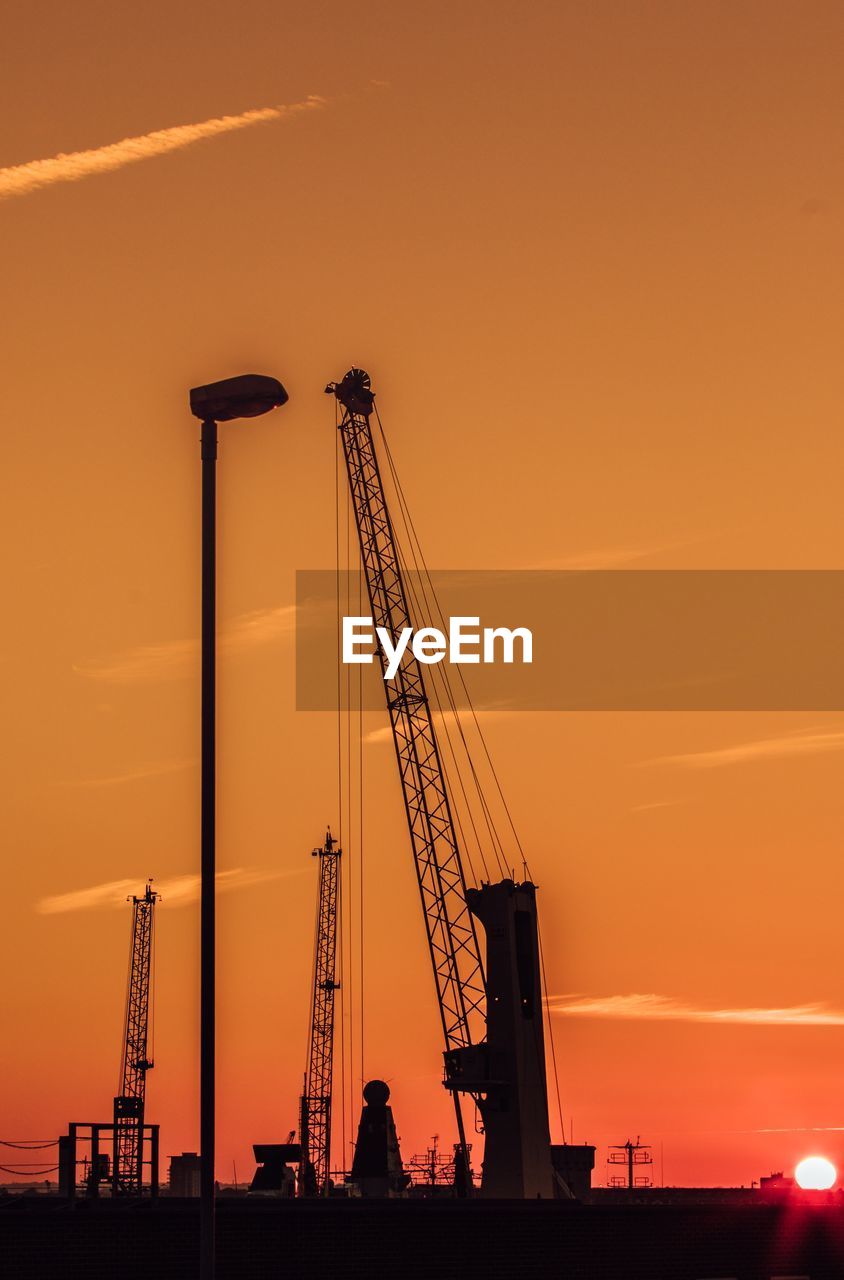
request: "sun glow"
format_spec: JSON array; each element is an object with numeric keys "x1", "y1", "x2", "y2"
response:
[{"x1": 795, "y1": 1156, "x2": 837, "y2": 1190}]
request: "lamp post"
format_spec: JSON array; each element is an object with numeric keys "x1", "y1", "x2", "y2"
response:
[{"x1": 189, "y1": 374, "x2": 288, "y2": 1280}]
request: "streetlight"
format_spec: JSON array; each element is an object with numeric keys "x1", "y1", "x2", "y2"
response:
[{"x1": 189, "y1": 374, "x2": 288, "y2": 1280}]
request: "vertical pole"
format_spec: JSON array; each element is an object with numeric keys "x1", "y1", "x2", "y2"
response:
[
  {"x1": 299, "y1": 1088, "x2": 308, "y2": 1197},
  {"x1": 200, "y1": 418, "x2": 217, "y2": 1280},
  {"x1": 452, "y1": 1101, "x2": 472, "y2": 1197},
  {"x1": 111, "y1": 1111, "x2": 119, "y2": 1196},
  {"x1": 151, "y1": 1125, "x2": 160, "y2": 1199},
  {"x1": 91, "y1": 1126, "x2": 100, "y2": 1199}
]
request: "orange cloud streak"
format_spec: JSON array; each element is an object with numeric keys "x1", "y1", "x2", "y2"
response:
[
  {"x1": 36, "y1": 866, "x2": 301, "y2": 915},
  {"x1": 0, "y1": 97, "x2": 326, "y2": 201},
  {"x1": 549, "y1": 992, "x2": 844, "y2": 1027}
]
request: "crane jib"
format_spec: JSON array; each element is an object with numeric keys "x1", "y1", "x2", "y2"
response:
[
  {"x1": 327, "y1": 368, "x2": 557, "y2": 1201},
  {"x1": 332, "y1": 390, "x2": 486, "y2": 1061}
]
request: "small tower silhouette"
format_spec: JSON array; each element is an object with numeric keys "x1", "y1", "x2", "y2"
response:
[
  {"x1": 350, "y1": 1081, "x2": 410, "y2": 1197},
  {"x1": 607, "y1": 1137, "x2": 653, "y2": 1188}
]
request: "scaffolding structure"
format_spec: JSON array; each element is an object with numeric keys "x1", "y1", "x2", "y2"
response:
[
  {"x1": 113, "y1": 882, "x2": 157, "y2": 1195},
  {"x1": 299, "y1": 831, "x2": 341, "y2": 1196}
]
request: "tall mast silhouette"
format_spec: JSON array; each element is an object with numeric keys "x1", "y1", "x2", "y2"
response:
[{"x1": 113, "y1": 881, "x2": 156, "y2": 1196}]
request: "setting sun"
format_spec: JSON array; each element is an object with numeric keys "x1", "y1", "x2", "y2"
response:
[{"x1": 795, "y1": 1157, "x2": 837, "y2": 1190}]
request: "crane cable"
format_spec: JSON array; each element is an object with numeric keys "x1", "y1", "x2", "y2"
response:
[
  {"x1": 336, "y1": 393, "x2": 568, "y2": 1149},
  {"x1": 394, "y1": 535, "x2": 494, "y2": 885},
  {"x1": 374, "y1": 407, "x2": 511, "y2": 876},
  {"x1": 357, "y1": 556, "x2": 365, "y2": 1096},
  {"x1": 374, "y1": 406, "x2": 511, "y2": 878},
  {"x1": 335, "y1": 412, "x2": 367, "y2": 1171},
  {"x1": 117, "y1": 903, "x2": 134, "y2": 1094},
  {"x1": 0, "y1": 1140, "x2": 58, "y2": 1149},
  {"x1": 373, "y1": 404, "x2": 567, "y2": 1146},
  {"x1": 149, "y1": 898, "x2": 156, "y2": 1077},
  {"x1": 334, "y1": 401, "x2": 347, "y2": 1174},
  {"x1": 344, "y1": 489, "x2": 355, "y2": 1145},
  {"x1": 371, "y1": 414, "x2": 494, "y2": 877},
  {"x1": 375, "y1": 410, "x2": 519, "y2": 858}
]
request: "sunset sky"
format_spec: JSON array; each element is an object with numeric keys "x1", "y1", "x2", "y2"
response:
[{"x1": 3, "y1": 1, "x2": 844, "y2": 1191}]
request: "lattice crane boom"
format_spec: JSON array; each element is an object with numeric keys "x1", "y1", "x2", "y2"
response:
[
  {"x1": 326, "y1": 369, "x2": 556, "y2": 1200},
  {"x1": 299, "y1": 830, "x2": 341, "y2": 1196},
  {"x1": 326, "y1": 369, "x2": 485, "y2": 1168},
  {"x1": 113, "y1": 880, "x2": 156, "y2": 1196}
]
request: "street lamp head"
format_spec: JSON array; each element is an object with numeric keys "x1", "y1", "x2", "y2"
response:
[{"x1": 189, "y1": 374, "x2": 288, "y2": 423}]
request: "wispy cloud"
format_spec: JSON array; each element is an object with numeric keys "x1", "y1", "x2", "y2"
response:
[
  {"x1": 75, "y1": 605, "x2": 296, "y2": 683},
  {"x1": 364, "y1": 722, "x2": 394, "y2": 745},
  {"x1": 548, "y1": 992, "x2": 844, "y2": 1027},
  {"x1": 0, "y1": 97, "x2": 325, "y2": 202},
  {"x1": 542, "y1": 544, "x2": 677, "y2": 570},
  {"x1": 364, "y1": 706, "x2": 509, "y2": 745},
  {"x1": 61, "y1": 758, "x2": 196, "y2": 789},
  {"x1": 645, "y1": 727, "x2": 844, "y2": 770},
  {"x1": 530, "y1": 535, "x2": 708, "y2": 571},
  {"x1": 37, "y1": 866, "x2": 300, "y2": 915},
  {"x1": 743, "y1": 1126, "x2": 844, "y2": 1134}
]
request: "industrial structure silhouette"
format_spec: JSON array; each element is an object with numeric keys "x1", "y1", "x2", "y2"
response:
[{"x1": 3, "y1": 370, "x2": 842, "y2": 1280}]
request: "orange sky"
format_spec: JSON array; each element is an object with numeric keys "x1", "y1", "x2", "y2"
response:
[{"x1": 3, "y1": 0, "x2": 844, "y2": 1190}]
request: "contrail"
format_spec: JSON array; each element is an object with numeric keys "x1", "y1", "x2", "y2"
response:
[{"x1": 0, "y1": 95, "x2": 326, "y2": 202}]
